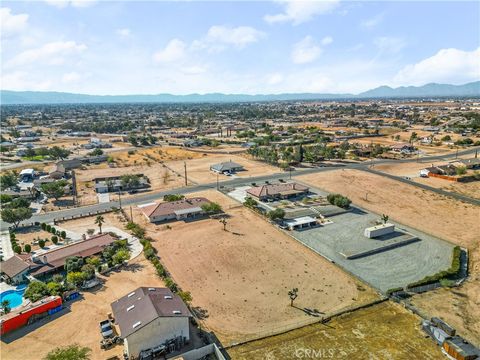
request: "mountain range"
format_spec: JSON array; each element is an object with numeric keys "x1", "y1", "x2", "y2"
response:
[{"x1": 1, "y1": 81, "x2": 479, "y2": 104}]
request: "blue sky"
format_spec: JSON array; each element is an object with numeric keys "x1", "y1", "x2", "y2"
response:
[{"x1": 1, "y1": 0, "x2": 479, "y2": 95}]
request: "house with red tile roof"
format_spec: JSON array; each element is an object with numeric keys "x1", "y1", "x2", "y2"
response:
[{"x1": 139, "y1": 197, "x2": 211, "y2": 223}]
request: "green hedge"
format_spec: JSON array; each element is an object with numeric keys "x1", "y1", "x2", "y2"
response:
[
  {"x1": 127, "y1": 222, "x2": 185, "y2": 297},
  {"x1": 407, "y1": 246, "x2": 462, "y2": 289}
]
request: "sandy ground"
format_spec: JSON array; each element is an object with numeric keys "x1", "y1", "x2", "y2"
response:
[
  {"x1": 13, "y1": 228, "x2": 54, "y2": 252},
  {"x1": 138, "y1": 190, "x2": 378, "y2": 344},
  {"x1": 0, "y1": 254, "x2": 164, "y2": 360},
  {"x1": 373, "y1": 161, "x2": 480, "y2": 200},
  {"x1": 166, "y1": 154, "x2": 279, "y2": 184},
  {"x1": 296, "y1": 169, "x2": 480, "y2": 345},
  {"x1": 227, "y1": 301, "x2": 444, "y2": 360},
  {"x1": 56, "y1": 212, "x2": 127, "y2": 236}
]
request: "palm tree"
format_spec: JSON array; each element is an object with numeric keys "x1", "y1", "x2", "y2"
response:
[
  {"x1": 95, "y1": 215, "x2": 105, "y2": 234},
  {"x1": 288, "y1": 288, "x2": 298, "y2": 307},
  {"x1": 381, "y1": 214, "x2": 389, "y2": 224}
]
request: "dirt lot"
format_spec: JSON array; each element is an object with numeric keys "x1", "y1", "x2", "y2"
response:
[
  {"x1": 374, "y1": 161, "x2": 480, "y2": 200},
  {"x1": 228, "y1": 301, "x2": 443, "y2": 360},
  {"x1": 166, "y1": 153, "x2": 279, "y2": 184},
  {"x1": 13, "y1": 228, "x2": 56, "y2": 252},
  {"x1": 1, "y1": 254, "x2": 164, "y2": 360},
  {"x1": 137, "y1": 190, "x2": 378, "y2": 344},
  {"x1": 56, "y1": 211, "x2": 127, "y2": 235},
  {"x1": 297, "y1": 169, "x2": 480, "y2": 345}
]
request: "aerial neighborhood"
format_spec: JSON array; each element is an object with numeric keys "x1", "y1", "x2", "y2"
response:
[
  {"x1": 1, "y1": 1, "x2": 480, "y2": 360},
  {"x1": 1, "y1": 96, "x2": 479, "y2": 360}
]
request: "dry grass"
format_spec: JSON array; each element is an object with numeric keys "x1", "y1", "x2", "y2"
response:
[{"x1": 227, "y1": 301, "x2": 444, "y2": 360}]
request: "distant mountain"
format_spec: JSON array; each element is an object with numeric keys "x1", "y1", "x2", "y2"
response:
[
  {"x1": 1, "y1": 81, "x2": 479, "y2": 104},
  {"x1": 358, "y1": 81, "x2": 480, "y2": 98}
]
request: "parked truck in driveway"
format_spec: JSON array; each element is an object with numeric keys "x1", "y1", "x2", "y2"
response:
[{"x1": 100, "y1": 319, "x2": 114, "y2": 338}]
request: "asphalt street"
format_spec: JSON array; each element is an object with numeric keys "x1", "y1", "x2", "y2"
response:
[{"x1": 2, "y1": 147, "x2": 478, "y2": 228}]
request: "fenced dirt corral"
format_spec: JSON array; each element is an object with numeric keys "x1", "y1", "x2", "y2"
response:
[{"x1": 142, "y1": 191, "x2": 378, "y2": 344}]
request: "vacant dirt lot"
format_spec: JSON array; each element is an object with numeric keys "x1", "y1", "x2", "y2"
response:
[
  {"x1": 228, "y1": 301, "x2": 443, "y2": 360},
  {"x1": 166, "y1": 154, "x2": 278, "y2": 184},
  {"x1": 1, "y1": 254, "x2": 164, "y2": 360},
  {"x1": 297, "y1": 169, "x2": 480, "y2": 345},
  {"x1": 139, "y1": 191, "x2": 378, "y2": 344},
  {"x1": 374, "y1": 161, "x2": 480, "y2": 200}
]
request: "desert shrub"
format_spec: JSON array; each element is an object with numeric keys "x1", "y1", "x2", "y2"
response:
[{"x1": 327, "y1": 193, "x2": 351, "y2": 209}]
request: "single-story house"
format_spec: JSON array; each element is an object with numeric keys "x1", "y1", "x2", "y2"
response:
[
  {"x1": 421, "y1": 164, "x2": 458, "y2": 177},
  {"x1": 93, "y1": 174, "x2": 150, "y2": 193},
  {"x1": 57, "y1": 159, "x2": 82, "y2": 170},
  {"x1": 390, "y1": 143, "x2": 415, "y2": 153},
  {"x1": 139, "y1": 197, "x2": 211, "y2": 223},
  {"x1": 111, "y1": 287, "x2": 191, "y2": 358},
  {"x1": 49, "y1": 164, "x2": 66, "y2": 179},
  {"x1": 246, "y1": 182, "x2": 309, "y2": 202},
  {"x1": 1, "y1": 233, "x2": 117, "y2": 281},
  {"x1": 0, "y1": 254, "x2": 31, "y2": 284},
  {"x1": 210, "y1": 161, "x2": 244, "y2": 174}
]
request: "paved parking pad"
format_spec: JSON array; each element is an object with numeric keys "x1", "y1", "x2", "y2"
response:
[{"x1": 289, "y1": 208, "x2": 454, "y2": 293}]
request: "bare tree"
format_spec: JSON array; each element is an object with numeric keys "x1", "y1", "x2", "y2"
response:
[{"x1": 219, "y1": 217, "x2": 227, "y2": 231}]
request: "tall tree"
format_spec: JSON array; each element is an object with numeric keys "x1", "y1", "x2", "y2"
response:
[{"x1": 95, "y1": 215, "x2": 105, "y2": 234}]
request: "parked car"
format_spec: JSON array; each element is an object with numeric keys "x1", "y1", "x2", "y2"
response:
[{"x1": 100, "y1": 319, "x2": 114, "y2": 338}]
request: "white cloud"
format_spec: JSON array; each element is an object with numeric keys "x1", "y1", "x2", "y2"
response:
[
  {"x1": 374, "y1": 36, "x2": 406, "y2": 54},
  {"x1": 116, "y1": 28, "x2": 131, "y2": 38},
  {"x1": 291, "y1": 36, "x2": 322, "y2": 64},
  {"x1": 321, "y1": 36, "x2": 333, "y2": 45},
  {"x1": 62, "y1": 71, "x2": 81, "y2": 83},
  {"x1": 153, "y1": 39, "x2": 187, "y2": 63},
  {"x1": 266, "y1": 73, "x2": 284, "y2": 85},
  {"x1": 1, "y1": 7, "x2": 29, "y2": 38},
  {"x1": 264, "y1": 0, "x2": 340, "y2": 25},
  {"x1": 394, "y1": 47, "x2": 480, "y2": 86},
  {"x1": 360, "y1": 13, "x2": 384, "y2": 29},
  {"x1": 180, "y1": 65, "x2": 207, "y2": 75},
  {"x1": 193, "y1": 25, "x2": 265, "y2": 51},
  {"x1": 44, "y1": 0, "x2": 96, "y2": 8},
  {"x1": 6, "y1": 41, "x2": 87, "y2": 68},
  {"x1": 1, "y1": 71, "x2": 52, "y2": 91}
]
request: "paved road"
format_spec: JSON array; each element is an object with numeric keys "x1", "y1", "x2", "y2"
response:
[{"x1": 2, "y1": 147, "x2": 478, "y2": 228}]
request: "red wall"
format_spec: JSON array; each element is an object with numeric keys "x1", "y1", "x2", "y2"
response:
[{"x1": 1, "y1": 296, "x2": 62, "y2": 335}]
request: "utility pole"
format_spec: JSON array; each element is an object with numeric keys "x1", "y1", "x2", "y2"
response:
[
  {"x1": 117, "y1": 191, "x2": 122, "y2": 209},
  {"x1": 184, "y1": 162, "x2": 188, "y2": 186},
  {"x1": 216, "y1": 173, "x2": 219, "y2": 190},
  {"x1": 130, "y1": 206, "x2": 133, "y2": 222},
  {"x1": 71, "y1": 170, "x2": 78, "y2": 206}
]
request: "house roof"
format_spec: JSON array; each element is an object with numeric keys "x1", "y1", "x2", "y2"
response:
[
  {"x1": 210, "y1": 161, "x2": 244, "y2": 172},
  {"x1": 246, "y1": 183, "x2": 309, "y2": 198},
  {"x1": 27, "y1": 233, "x2": 116, "y2": 276},
  {"x1": 140, "y1": 197, "x2": 211, "y2": 218},
  {"x1": 111, "y1": 287, "x2": 191, "y2": 338},
  {"x1": 1, "y1": 255, "x2": 31, "y2": 278}
]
